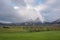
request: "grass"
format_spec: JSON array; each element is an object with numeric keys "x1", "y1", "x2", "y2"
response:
[{"x1": 0, "y1": 31, "x2": 60, "y2": 40}]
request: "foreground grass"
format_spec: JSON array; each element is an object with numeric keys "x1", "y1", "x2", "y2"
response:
[{"x1": 0, "y1": 31, "x2": 60, "y2": 40}]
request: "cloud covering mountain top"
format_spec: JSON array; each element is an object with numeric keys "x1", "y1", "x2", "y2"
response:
[{"x1": 0, "y1": 0, "x2": 60, "y2": 23}]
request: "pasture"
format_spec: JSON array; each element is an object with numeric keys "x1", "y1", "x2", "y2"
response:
[
  {"x1": 0, "y1": 24, "x2": 60, "y2": 40},
  {"x1": 0, "y1": 31, "x2": 60, "y2": 40}
]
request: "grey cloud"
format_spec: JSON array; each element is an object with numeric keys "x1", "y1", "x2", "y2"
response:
[
  {"x1": 0, "y1": 0, "x2": 60, "y2": 23},
  {"x1": 41, "y1": 0, "x2": 60, "y2": 22},
  {"x1": 0, "y1": 0, "x2": 25, "y2": 23},
  {"x1": 11, "y1": 0, "x2": 26, "y2": 7}
]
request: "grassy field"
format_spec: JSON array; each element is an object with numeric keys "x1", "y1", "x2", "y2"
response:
[{"x1": 0, "y1": 31, "x2": 60, "y2": 40}]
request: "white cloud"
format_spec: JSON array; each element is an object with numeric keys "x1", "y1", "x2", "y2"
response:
[
  {"x1": 14, "y1": 6, "x2": 20, "y2": 10},
  {"x1": 0, "y1": 20, "x2": 12, "y2": 23},
  {"x1": 17, "y1": 7, "x2": 44, "y2": 23},
  {"x1": 12, "y1": 0, "x2": 45, "y2": 23}
]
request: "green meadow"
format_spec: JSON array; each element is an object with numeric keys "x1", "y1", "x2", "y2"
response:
[
  {"x1": 0, "y1": 31, "x2": 60, "y2": 40},
  {"x1": 0, "y1": 24, "x2": 60, "y2": 40}
]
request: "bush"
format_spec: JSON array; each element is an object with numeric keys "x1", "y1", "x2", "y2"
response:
[{"x1": 3, "y1": 26, "x2": 9, "y2": 28}]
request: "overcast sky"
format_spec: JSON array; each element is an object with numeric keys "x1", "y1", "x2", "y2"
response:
[{"x1": 0, "y1": 0, "x2": 60, "y2": 23}]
